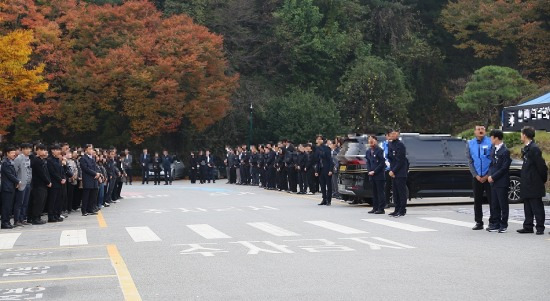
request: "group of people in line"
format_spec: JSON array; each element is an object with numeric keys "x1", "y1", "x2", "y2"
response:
[
  {"x1": 137, "y1": 149, "x2": 176, "y2": 185},
  {"x1": 0, "y1": 143, "x2": 128, "y2": 229},
  {"x1": 222, "y1": 136, "x2": 340, "y2": 206}
]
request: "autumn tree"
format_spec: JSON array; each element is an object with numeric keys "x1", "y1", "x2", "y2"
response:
[
  {"x1": 441, "y1": 0, "x2": 550, "y2": 83},
  {"x1": 0, "y1": 29, "x2": 48, "y2": 135}
]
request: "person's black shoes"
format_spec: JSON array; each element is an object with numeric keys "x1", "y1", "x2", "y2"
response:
[
  {"x1": 367, "y1": 210, "x2": 376, "y2": 214},
  {"x1": 88, "y1": 212, "x2": 98, "y2": 215},
  {"x1": 486, "y1": 226, "x2": 499, "y2": 232},
  {"x1": 388, "y1": 212, "x2": 398, "y2": 216},
  {"x1": 82, "y1": 213, "x2": 88, "y2": 216},
  {"x1": 498, "y1": 228, "x2": 507, "y2": 233},
  {"x1": 47, "y1": 218, "x2": 57, "y2": 223},
  {"x1": 318, "y1": 202, "x2": 327, "y2": 206},
  {"x1": 32, "y1": 219, "x2": 46, "y2": 225},
  {"x1": 374, "y1": 210, "x2": 385, "y2": 214},
  {"x1": 472, "y1": 223, "x2": 484, "y2": 230},
  {"x1": 326, "y1": 202, "x2": 331, "y2": 206},
  {"x1": 1, "y1": 224, "x2": 13, "y2": 229},
  {"x1": 517, "y1": 228, "x2": 534, "y2": 234}
]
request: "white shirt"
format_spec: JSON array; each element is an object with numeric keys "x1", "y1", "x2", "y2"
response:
[{"x1": 494, "y1": 142, "x2": 504, "y2": 153}]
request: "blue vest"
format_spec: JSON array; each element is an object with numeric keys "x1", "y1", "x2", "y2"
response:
[
  {"x1": 468, "y1": 137, "x2": 492, "y2": 176},
  {"x1": 382, "y1": 140, "x2": 390, "y2": 171}
]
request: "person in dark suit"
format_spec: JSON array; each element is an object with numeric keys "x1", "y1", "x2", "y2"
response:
[
  {"x1": 250, "y1": 146, "x2": 260, "y2": 186},
  {"x1": 284, "y1": 140, "x2": 297, "y2": 193},
  {"x1": 305, "y1": 144, "x2": 316, "y2": 194},
  {"x1": 315, "y1": 135, "x2": 335, "y2": 206},
  {"x1": 487, "y1": 129, "x2": 512, "y2": 233},
  {"x1": 296, "y1": 145, "x2": 307, "y2": 194},
  {"x1": 139, "y1": 148, "x2": 150, "y2": 185},
  {"x1": 30, "y1": 144, "x2": 51, "y2": 225},
  {"x1": 388, "y1": 129, "x2": 408, "y2": 217},
  {"x1": 198, "y1": 151, "x2": 207, "y2": 184},
  {"x1": 516, "y1": 126, "x2": 548, "y2": 235},
  {"x1": 1, "y1": 146, "x2": 21, "y2": 229},
  {"x1": 366, "y1": 135, "x2": 386, "y2": 214},
  {"x1": 47, "y1": 144, "x2": 66, "y2": 223},
  {"x1": 189, "y1": 152, "x2": 198, "y2": 184},
  {"x1": 79, "y1": 144, "x2": 100, "y2": 216},
  {"x1": 162, "y1": 150, "x2": 174, "y2": 185},
  {"x1": 152, "y1": 152, "x2": 162, "y2": 185},
  {"x1": 205, "y1": 150, "x2": 215, "y2": 183},
  {"x1": 266, "y1": 144, "x2": 276, "y2": 190}
]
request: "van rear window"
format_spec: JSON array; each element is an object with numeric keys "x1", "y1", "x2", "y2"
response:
[{"x1": 340, "y1": 141, "x2": 366, "y2": 156}]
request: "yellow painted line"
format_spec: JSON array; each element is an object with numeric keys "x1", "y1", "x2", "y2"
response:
[
  {"x1": 0, "y1": 274, "x2": 117, "y2": 284},
  {"x1": 97, "y1": 211, "x2": 108, "y2": 228},
  {"x1": 0, "y1": 245, "x2": 106, "y2": 253},
  {"x1": 107, "y1": 245, "x2": 142, "y2": 301},
  {"x1": 1, "y1": 257, "x2": 109, "y2": 266}
]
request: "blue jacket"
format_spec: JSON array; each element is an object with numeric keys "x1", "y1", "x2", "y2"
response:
[
  {"x1": 162, "y1": 155, "x2": 173, "y2": 170},
  {"x1": 366, "y1": 146, "x2": 385, "y2": 181},
  {"x1": 382, "y1": 141, "x2": 390, "y2": 171},
  {"x1": 1, "y1": 159, "x2": 20, "y2": 193},
  {"x1": 489, "y1": 144, "x2": 511, "y2": 188},
  {"x1": 80, "y1": 155, "x2": 99, "y2": 189},
  {"x1": 467, "y1": 137, "x2": 492, "y2": 177},
  {"x1": 388, "y1": 140, "x2": 408, "y2": 178}
]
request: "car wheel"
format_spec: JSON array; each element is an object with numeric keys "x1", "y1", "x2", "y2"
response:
[{"x1": 508, "y1": 176, "x2": 521, "y2": 204}]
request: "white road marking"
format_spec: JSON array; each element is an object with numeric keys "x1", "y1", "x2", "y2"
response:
[
  {"x1": 0, "y1": 233, "x2": 21, "y2": 249},
  {"x1": 305, "y1": 221, "x2": 367, "y2": 234},
  {"x1": 60, "y1": 230, "x2": 88, "y2": 246},
  {"x1": 420, "y1": 217, "x2": 473, "y2": 228},
  {"x1": 362, "y1": 219, "x2": 437, "y2": 232},
  {"x1": 247, "y1": 222, "x2": 300, "y2": 237},
  {"x1": 126, "y1": 227, "x2": 162, "y2": 242},
  {"x1": 187, "y1": 224, "x2": 232, "y2": 239}
]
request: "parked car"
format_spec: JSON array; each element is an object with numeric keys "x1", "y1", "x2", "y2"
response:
[
  {"x1": 337, "y1": 133, "x2": 522, "y2": 204},
  {"x1": 147, "y1": 160, "x2": 185, "y2": 180}
]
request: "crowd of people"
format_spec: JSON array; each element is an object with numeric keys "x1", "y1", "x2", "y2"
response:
[
  {"x1": 221, "y1": 136, "x2": 342, "y2": 206},
  {"x1": 0, "y1": 143, "x2": 129, "y2": 229}
]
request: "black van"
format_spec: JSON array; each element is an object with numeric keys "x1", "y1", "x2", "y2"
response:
[{"x1": 337, "y1": 133, "x2": 522, "y2": 204}]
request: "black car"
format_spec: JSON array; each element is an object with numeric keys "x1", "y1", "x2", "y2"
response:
[{"x1": 337, "y1": 133, "x2": 522, "y2": 204}]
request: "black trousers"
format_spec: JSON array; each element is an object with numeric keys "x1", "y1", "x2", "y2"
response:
[
  {"x1": 31, "y1": 185, "x2": 48, "y2": 220},
  {"x1": 47, "y1": 187, "x2": 61, "y2": 218},
  {"x1": 73, "y1": 184, "x2": 82, "y2": 210},
  {"x1": 251, "y1": 166, "x2": 259, "y2": 185},
  {"x1": 190, "y1": 168, "x2": 197, "y2": 183},
  {"x1": 165, "y1": 169, "x2": 172, "y2": 184},
  {"x1": 319, "y1": 172, "x2": 332, "y2": 204},
  {"x1": 229, "y1": 167, "x2": 236, "y2": 184},
  {"x1": 522, "y1": 197, "x2": 545, "y2": 232},
  {"x1": 142, "y1": 167, "x2": 149, "y2": 184},
  {"x1": 371, "y1": 179, "x2": 386, "y2": 211},
  {"x1": 267, "y1": 166, "x2": 276, "y2": 188},
  {"x1": 66, "y1": 184, "x2": 75, "y2": 212},
  {"x1": 242, "y1": 165, "x2": 250, "y2": 184},
  {"x1": 1, "y1": 191, "x2": 15, "y2": 225},
  {"x1": 125, "y1": 168, "x2": 133, "y2": 184},
  {"x1": 287, "y1": 166, "x2": 297, "y2": 192},
  {"x1": 473, "y1": 178, "x2": 493, "y2": 225},
  {"x1": 153, "y1": 170, "x2": 161, "y2": 184},
  {"x1": 490, "y1": 185, "x2": 509, "y2": 229},
  {"x1": 298, "y1": 170, "x2": 307, "y2": 193},
  {"x1": 81, "y1": 188, "x2": 98, "y2": 214},
  {"x1": 114, "y1": 181, "x2": 123, "y2": 199},
  {"x1": 392, "y1": 177, "x2": 407, "y2": 214},
  {"x1": 307, "y1": 169, "x2": 316, "y2": 193},
  {"x1": 384, "y1": 170, "x2": 392, "y2": 206}
]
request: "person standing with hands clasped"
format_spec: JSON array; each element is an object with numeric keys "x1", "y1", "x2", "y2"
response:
[
  {"x1": 366, "y1": 135, "x2": 386, "y2": 214},
  {"x1": 1, "y1": 146, "x2": 21, "y2": 229},
  {"x1": 467, "y1": 124, "x2": 494, "y2": 230},
  {"x1": 315, "y1": 135, "x2": 334, "y2": 206},
  {"x1": 516, "y1": 126, "x2": 548, "y2": 235},
  {"x1": 486, "y1": 130, "x2": 511, "y2": 233},
  {"x1": 388, "y1": 129, "x2": 408, "y2": 217}
]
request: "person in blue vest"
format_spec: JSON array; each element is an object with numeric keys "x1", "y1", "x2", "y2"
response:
[
  {"x1": 487, "y1": 129, "x2": 512, "y2": 233},
  {"x1": 466, "y1": 124, "x2": 494, "y2": 230},
  {"x1": 1, "y1": 146, "x2": 21, "y2": 229},
  {"x1": 366, "y1": 135, "x2": 386, "y2": 214}
]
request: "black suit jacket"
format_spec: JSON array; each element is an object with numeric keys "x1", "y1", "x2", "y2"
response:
[
  {"x1": 388, "y1": 140, "x2": 408, "y2": 178},
  {"x1": 31, "y1": 156, "x2": 51, "y2": 188},
  {"x1": 47, "y1": 156, "x2": 65, "y2": 189},
  {"x1": 520, "y1": 141, "x2": 547, "y2": 198},
  {"x1": 489, "y1": 144, "x2": 511, "y2": 188},
  {"x1": 139, "y1": 154, "x2": 151, "y2": 169},
  {"x1": 1, "y1": 159, "x2": 19, "y2": 193},
  {"x1": 316, "y1": 144, "x2": 334, "y2": 174},
  {"x1": 80, "y1": 155, "x2": 99, "y2": 189},
  {"x1": 366, "y1": 146, "x2": 385, "y2": 181}
]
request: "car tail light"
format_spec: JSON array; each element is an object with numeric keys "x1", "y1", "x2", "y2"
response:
[{"x1": 347, "y1": 159, "x2": 366, "y2": 165}]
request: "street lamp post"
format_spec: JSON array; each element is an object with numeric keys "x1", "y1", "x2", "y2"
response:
[{"x1": 248, "y1": 103, "x2": 253, "y2": 151}]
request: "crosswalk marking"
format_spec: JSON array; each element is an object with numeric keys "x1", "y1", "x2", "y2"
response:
[
  {"x1": 126, "y1": 227, "x2": 162, "y2": 242},
  {"x1": 420, "y1": 217, "x2": 472, "y2": 228},
  {"x1": 247, "y1": 222, "x2": 300, "y2": 237},
  {"x1": 305, "y1": 221, "x2": 367, "y2": 234},
  {"x1": 0, "y1": 233, "x2": 21, "y2": 249},
  {"x1": 362, "y1": 219, "x2": 437, "y2": 232},
  {"x1": 187, "y1": 224, "x2": 232, "y2": 239},
  {"x1": 60, "y1": 230, "x2": 88, "y2": 246}
]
